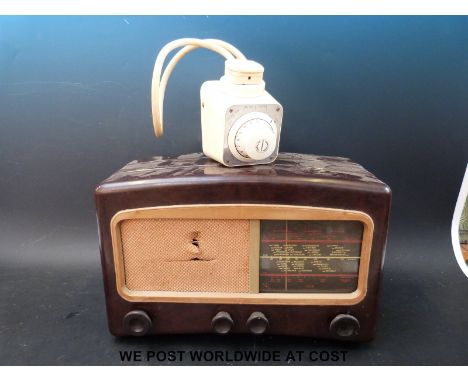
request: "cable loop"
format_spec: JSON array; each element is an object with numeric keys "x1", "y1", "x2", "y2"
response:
[{"x1": 151, "y1": 38, "x2": 247, "y2": 137}]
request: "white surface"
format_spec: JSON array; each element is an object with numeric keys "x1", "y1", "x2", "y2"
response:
[{"x1": 225, "y1": 59, "x2": 264, "y2": 85}]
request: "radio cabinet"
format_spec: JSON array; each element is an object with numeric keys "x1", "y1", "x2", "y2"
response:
[{"x1": 95, "y1": 152, "x2": 391, "y2": 341}]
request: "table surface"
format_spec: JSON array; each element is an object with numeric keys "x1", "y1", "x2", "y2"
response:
[{"x1": 1, "y1": 221, "x2": 467, "y2": 365}]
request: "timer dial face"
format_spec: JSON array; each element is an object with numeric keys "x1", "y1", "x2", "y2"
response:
[
  {"x1": 228, "y1": 111, "x2": 278, "y2": 162},
  {"x1": 234, "y1": 118, "x2": 276, "y2": 160},
  {"x1": 259, "y1": 220, "x2": 364, "y2": 293}
]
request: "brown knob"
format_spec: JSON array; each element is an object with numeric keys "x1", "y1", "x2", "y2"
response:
[
  {"x1": 329, "y1": 314, "x2": 360, "y2": 338},
  {"x1": 123, "y1": 310, "x2": 152, "y2": 336},
  {"x1": 246, "y1": 312, "x2": 269, "y2": 335},
  {"x1": 211, "y1": 311, "x2": 234, "y2": 334}
]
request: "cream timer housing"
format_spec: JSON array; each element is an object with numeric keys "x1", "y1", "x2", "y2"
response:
[{"x1": 151, "y1": 38, "x2": 283, "y2": 167}]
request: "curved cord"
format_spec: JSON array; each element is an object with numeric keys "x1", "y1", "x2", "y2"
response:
[
  {"x1": 161, "y1": 39, "x2": 247, "y2": 97},
  {"x1": 152, "y1": 38, "x2": 234, "y2": 137},
  {"x1": 151, "y1": 38, "x2": 246, "y2": 137},
  {"x1": 158, "y1": 39, "x2": 247, "y2": 136}
]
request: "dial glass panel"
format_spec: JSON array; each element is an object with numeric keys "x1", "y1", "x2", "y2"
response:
[{"x1": 259, "y1": 220, "x2": 364, "y2": 293}]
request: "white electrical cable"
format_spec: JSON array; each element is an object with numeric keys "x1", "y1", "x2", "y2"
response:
[
  {"x1": 160, "y1": 39, "x2": 246, "y2": 104},
  {"x1": 151, "y1": 38, "x2": 247, "y2": 137}
]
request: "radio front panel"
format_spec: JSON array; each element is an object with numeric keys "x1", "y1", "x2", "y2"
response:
[{"x1": 110, "y1": 204, "x2": 373, "y2": 306}]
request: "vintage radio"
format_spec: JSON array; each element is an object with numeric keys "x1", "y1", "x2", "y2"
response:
[{"x1": 95, "y1": 152, "x2": 391, "y2": 341}]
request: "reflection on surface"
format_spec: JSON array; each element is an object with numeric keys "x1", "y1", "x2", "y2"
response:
[
  {"x1": 453, "y1": 164, "x2": 468, "y2": 278},
  {"x1": 460, "y1": 198, "x2": 468, "y2": 265}
]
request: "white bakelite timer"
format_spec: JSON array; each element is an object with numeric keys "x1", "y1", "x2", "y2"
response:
[{"x1": 151, "y1": 38, "x2": 283, "y2": 167}]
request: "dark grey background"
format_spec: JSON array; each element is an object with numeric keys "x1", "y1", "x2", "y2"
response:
[{"x1": 0, "y1": 16, "x2": 467, "y2": 365}]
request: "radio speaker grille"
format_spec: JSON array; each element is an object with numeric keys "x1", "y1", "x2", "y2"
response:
[{"x1": 119, "y1": 219, "x2": 250, "y2": 292}]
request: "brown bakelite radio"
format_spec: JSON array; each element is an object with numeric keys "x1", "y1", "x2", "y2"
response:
[{"x1": 95, "y1": 152, "x2": 391, "y2": 341}]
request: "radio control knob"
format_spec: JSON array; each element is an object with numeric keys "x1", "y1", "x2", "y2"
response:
[
  {"x1": 211, "y1": 311, "x2": 234, "y2": 334},
  {"x1": 329, "y1": 314, "x2": 360, "y2": 338},
  {"x1": 123, "y1": 310, "x2": 152, "y2": 336},
  {"x1": 246, "y1": 312, "x2": 269, "y2": 335}
]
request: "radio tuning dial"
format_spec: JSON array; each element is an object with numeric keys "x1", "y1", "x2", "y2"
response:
[{"x1": 230, "y1": 113, "x2": 277, "y2": 161}]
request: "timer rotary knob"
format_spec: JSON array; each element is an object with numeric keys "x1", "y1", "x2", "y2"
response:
[{"x1": 228, "y1": 112, "x2": 277, "y2": 162}]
